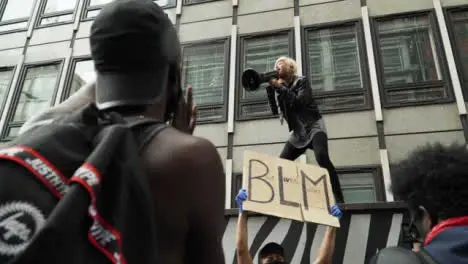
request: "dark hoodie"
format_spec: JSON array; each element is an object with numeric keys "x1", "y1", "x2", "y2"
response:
[{"x1": 424, "y1": 226, "x2": 468, "y2": 263}]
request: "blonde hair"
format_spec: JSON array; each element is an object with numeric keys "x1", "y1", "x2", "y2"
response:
[{"x1": 274, "y1": 56, "x2": 298, "y2": 76}]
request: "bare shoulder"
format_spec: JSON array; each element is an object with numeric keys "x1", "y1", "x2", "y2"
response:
[
  {"x1": 143, "y1": 127, "x2": 223, "y2": 178},
  {"x1": 142, "y1": 127, "x2": 226, "y2": 263}
]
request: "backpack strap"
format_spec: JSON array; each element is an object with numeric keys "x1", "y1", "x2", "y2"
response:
[
  {"x1": 416, "y1": 248, "x2": 439, "y2": 264},
  {"x1": 123, "y1": 117, "x2": 168, "y2": 152}
]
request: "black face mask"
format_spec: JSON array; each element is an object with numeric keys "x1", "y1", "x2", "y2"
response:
[{"x1": 264, "y1": 261, "x2": 286, "y2": 264}]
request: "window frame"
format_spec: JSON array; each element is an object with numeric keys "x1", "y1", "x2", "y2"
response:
[
  {"x1": 230, "y1": 165, "x2": 385, "y2": 209},
  {"x1": 183, "y1": 0, "x2": 222, "y2": 6},
  {"x1": 0, "y1": 60, "x2": 64, "y2": 141},
  {"x1": 371, "y1": 10, "x2": 454, "y2": 108},
  {"x1": 61, "y1": 56, "x2": 93, "y2": 103},
  {"x1": 0, "y1": 66, "x2": 16, "y2": 122},
  {"x1": 181, "y1": 37, "x2": 230, "y2": 124},
  {"x1": 0, "y1": 0, "x2": 36, "y2": 34},
  {"x1": 81, "y1": 0, "x2": 177, "y2": 21},
  {"x1": 35, "y1": 0, "x2": 80, "y2": 28},
  {"x1": 236, "y1": 29, "x2": 295, "y2": 121},
  {"x1": 445, "y1": 5, "x2": 468, "y2": 100},
  {"x1": 336, "y1": 165, "x2": 386, "y2": 204},
  {"x1": 80, "y1": 0, "x2": 109, "y2": 21},
  {"x1": 302, "y1": 19, "x2": 373, "y2": 114}
]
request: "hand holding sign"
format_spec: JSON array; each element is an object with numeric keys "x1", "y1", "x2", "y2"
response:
[
  {"x1": 330, "y1": 204, "x2": 343, "y2": 220},
  {"x1": 235, "y1": 188, "x2": 248, "y2": 213},
  {"x1": 242, "y1": 151, "x2": 340, "y2": 227}
]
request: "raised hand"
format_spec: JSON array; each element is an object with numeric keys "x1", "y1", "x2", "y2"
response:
[
  {"x1": 171, "y1": 85, "x2": 197, "y2": 134},
  {"x1": 330, "y1": 204, "x2": 343, "y2": 220},
  {"x1": 235, "y1": 188, "x2": 248, "y2": 213}
]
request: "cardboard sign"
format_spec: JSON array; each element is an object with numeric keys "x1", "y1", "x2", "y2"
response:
[{"x1": 242, "y1": 150, "x2": 340, "y2": 227}]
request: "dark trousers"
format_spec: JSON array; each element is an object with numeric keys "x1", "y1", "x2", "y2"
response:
[{"x1": 279, "y1": 132, "x2": 345, "y2": 204}]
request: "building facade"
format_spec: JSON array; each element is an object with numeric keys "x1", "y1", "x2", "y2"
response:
[{"x1": 0, "y1": 0, "x2": 467, "y2": 262}]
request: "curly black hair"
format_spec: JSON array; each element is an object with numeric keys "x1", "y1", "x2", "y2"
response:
[{"x1": 391, "y1": 142, "x2": 468, "y2": 221}]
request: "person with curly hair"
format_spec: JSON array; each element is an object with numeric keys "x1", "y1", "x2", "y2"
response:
[{"x1": 372, "y1": 143, "x2": 468, "y2": 263}]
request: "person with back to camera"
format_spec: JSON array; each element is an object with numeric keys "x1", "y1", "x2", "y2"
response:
[
  {"x1": 59, "y1": 0, "x2": 224, "y2": 263},
  {"x1": 2, "y1": 0, "x2": 226, "y2": 263},
  {"x1": 266, "y1": 57, "x2": 344, "y2": 204},
  {"x1": 371, "y1": 143, "x2": 468, "y2": 264},
  {"x1": 235, "y1": 188, "x2": 343, "y2": 264}
]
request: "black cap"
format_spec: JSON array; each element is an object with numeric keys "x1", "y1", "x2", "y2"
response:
[
  {"x1": 90, "y1": 0, "x2": 180, "y2": 110},
  {"x1": 259, "y1": 242, "x2": 284, "y2": 258}
]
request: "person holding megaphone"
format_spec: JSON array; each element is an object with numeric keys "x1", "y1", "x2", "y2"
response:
[{"x1": 242, "y1": 56, "x2": 344, "y2": 204}]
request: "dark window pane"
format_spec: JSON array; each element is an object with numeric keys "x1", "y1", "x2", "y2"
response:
[
  {"x1": 182, "y1": 42, "x2": 226, "y2": 106},
  {"x1": 0, "y1": 69, "x2": 14, "y2": 105},
  {"x1": 69, "y1": 60, "x2": 95, "y2": 98},
  {"x1": 377, "y1": 16, "x2": 442, "y2": 86},
  {"x1": 338, "y1": 171, "x2": 377, "y2": 204},
  {"x1": 385, "y1": 86, "x2": 447, "y2": 104},
  {"x1": 240, "y1": 102, "x2": 271, "y2": 119},
  {"x1": 198, "y1": 107, "x2": 224, "y2": 121},
  {"x1": 315, "y1": 94, "x2": 366, "y2": 112},
  {"x1": 12, "y1": 64, "x2": 61, "y2": 122},
  {"x1": 44, "y1": 0, "x2": 78, "y2": 13},
  {"x1": 451, "y1": 11, "x2": 468, "y2": 85},
  {"x1": 307, "y1": 26, "x2": 363, "y2": 92},
  {"x1": 242, "y1": 35, "x2": 290, "y2": 101}
]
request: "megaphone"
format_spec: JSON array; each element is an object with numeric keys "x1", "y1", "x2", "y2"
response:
[{"x1": 241, "y1": 68, "x2": 278, "y2": 92}]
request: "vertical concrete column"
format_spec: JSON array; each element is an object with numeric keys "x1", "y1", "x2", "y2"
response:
[{"x1": 361, "y1": 5, "x2": 393, "y2": 201}]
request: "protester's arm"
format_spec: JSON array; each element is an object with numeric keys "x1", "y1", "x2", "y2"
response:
[
  {"x1": 186, "y1": 139, "x2": 226, "y2": 264},
  {"x1": 313, "y1": 226, "x2": 337, "y2": 264},
  {"x1": 235, "y1": 189, "x2": 253, "y2": 264},
  {"x1": 312, "y1": 205, "x2": 343, "y2": 264},
  {"x1": 266, "y1": 85, "x2": 279, "y2": 116},
  {"x1": 236, "y1": 213, "x2": 254, "y2": 264},
  {"x1": 277, "y1": 77, "x2": 312, "y2": 109}
]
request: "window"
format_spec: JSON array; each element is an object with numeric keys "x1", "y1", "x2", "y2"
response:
[
  {"x1": 155, "y1": 0, "x2": 176, "y2": 8},
  {"x1": 448, "y1": 10, "x2": 468, "y2": 97},
  {"x1": 0, "y1": 0, "x2": 35, "y2": 32},
  {"x1": 82, "y1": 0, "x2": 113, "y2": 19},
  {"x1": 83, "y1": 0, "x2": 175, "y2": 19},
  {"x1": 182, "y1": 40, "x2": 228, "y2": 122},
  {"x1": 37, "y1": 0, "x2": 78, "y2": 27},
  {"x1": 238, "y1": 32, "x2": 294, "y2": 120},
  {"x1": 2, "y1": 63, "x2": 61, "y2": 139},
  {"x1": 184, "y1": 0, "x2": 216, "y2": 4},
  {"x1": 375, "y1": 14, "x2": 449, "y2": 106},
  {"x1": 231, "y1": 173, "x2": 242, "y2": 208},
  {"x1": 0, "y1": 67, "x2": 14, "y2": 113},
  {"x1": 62, "y1": 59, "x2": 95, "y2": 101},
  {"x1": 337, "y1": 168, "x2": 384, "y2": 204},
  {"x1": 304, "y1": 22, "x2": 369, "y2": 112}
]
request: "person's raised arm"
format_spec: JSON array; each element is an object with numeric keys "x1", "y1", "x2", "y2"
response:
[
  {"x1": 185, "y1": 138, "x2": 226, "y2": 264},
  {"x1": 273, "y1": 77, "x2": 313, "y2": 110},
  {"x1": 313, "y1": 205, "x2": 343, "y2": 264},
  {"x1": 235, "y1": 189, "x2": 254, "y2": 264}
]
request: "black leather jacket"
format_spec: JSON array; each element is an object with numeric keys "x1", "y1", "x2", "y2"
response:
[{"x1": 266, "y1": 76, "x2": 321, "y2": 132}]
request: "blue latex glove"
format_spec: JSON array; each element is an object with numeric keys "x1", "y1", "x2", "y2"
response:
[
  {"x1": 330, "y1": 204, "x2": 343, "y2": 220},
  {"x1": 235, "y1": 188, "x2": 248, "y2": 213}
]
